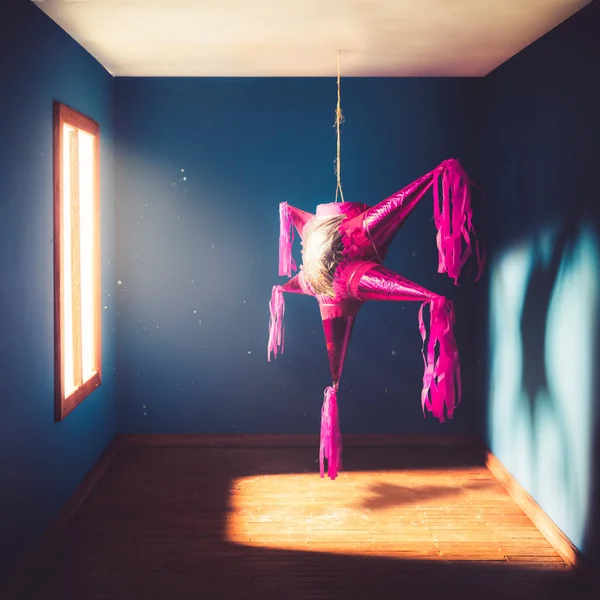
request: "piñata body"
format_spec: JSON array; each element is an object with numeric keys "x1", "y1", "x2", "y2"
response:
[{"x1": 268, "y1": 159, "x2": 484, "y2": 479}]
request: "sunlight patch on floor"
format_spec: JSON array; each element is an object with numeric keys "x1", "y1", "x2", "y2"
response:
[{"x1": 224, "y1": 468, "x2": 555, "y2": 561}]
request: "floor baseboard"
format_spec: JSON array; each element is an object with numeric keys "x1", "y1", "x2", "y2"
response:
[
  {"x1": 484, "y1": 448, "x2": 581, "y2": 567},
  {"x1": 117, "y1": 433, "x2": 480, "y2": 447},
  {"x1": 4, "y1": 438, "x2": 120, "y2": 597}
]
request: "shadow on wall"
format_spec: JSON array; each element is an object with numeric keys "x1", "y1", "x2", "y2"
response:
[{"x1": 488, "y1": 219, "x2": 599, "y2": 556}]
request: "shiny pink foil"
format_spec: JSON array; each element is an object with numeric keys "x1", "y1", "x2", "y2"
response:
[{"x1": 268, "y1": 158, "x2": 483, "y2": 479}]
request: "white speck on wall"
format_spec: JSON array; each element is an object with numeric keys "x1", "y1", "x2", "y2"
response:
[{"x1": 117, "y1": 280, "x2": 122, "y2": 285}]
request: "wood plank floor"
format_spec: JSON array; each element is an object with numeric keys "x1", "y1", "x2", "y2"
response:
[{"x1": 10, "y1": 444, "x2": 595, "y2": 599}]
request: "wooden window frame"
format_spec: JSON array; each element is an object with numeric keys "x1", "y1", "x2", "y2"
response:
[{"x1": 53, "y1": 101, "x2": 102, "y2": 421}]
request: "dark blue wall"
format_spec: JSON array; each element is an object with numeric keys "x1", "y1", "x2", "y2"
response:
[
  {"x1": 0, "y1": 0, "x2": 116, "y2": 582},
  {"x1": 482, "y1": 0, "x2": 600, "y2": 561},
  {"x1": 114, "y1": 77, "x2": 484, "y2": 436}
]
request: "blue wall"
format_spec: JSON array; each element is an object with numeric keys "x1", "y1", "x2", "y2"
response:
[
  {"x1": 0, "y1": 0, "x2": 116, "y2": 582},
  {"x1": 114, "y1": 77, "x2": 484, "y2": 436},
  {"x1": 483, "y1": 0, "x2": 600, "y2": 562}
]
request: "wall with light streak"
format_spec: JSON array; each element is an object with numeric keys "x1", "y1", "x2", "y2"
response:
[
  {"x1": 113, "y1": 77, "x2": 484, "y2": 436},
  {"x1": 483, "y1": 0, "x2": 600, "y2": 562},
  {"x1": 0, "y1": 0, "x2": 116, "y2": 582}
]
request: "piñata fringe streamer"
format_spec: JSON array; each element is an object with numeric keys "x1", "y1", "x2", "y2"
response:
[
  {"x1": 267, "y1": 285, "x2": 285, "y2": 361},
  {"x1": 319, "y1": 385, "x2": 342, "y2": 480},
  {"x1": 418, "y1": 297, "x2": 461, "y2": 423},
  {"x1": 433, "y1": 159, "x2": 484, "y2": 284},
  {"x1": 278, "y1": 202, "x2": 296, "y2": 277}
]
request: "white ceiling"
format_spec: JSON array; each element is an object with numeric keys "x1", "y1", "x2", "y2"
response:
[{"x1": 32, "y1": 0, "x2": 592, "y2": 77}]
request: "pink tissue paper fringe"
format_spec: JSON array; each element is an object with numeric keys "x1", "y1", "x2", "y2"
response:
[
  {"x1": 267, "y1": 285, "x2": 285, "y2": 361},
  {"x1": 278, "y1": 202, "x2": 296, "y2": 277},
  {"x1": 418, "y1": 297, "x2": 461, "y2": 423},
  {"x1": 434, "y1": 160, "x2": 484, "y2": 284},
  {"x1": 319, "y1": 385, "x2": 342, "y2": 480}
]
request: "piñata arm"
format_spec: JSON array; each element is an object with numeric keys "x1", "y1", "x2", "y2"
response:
[
  {"x1": 267, "y1": 273, "x2": 313, "y2": 361},
  {"x1": 352, "y1": 264, "x2": 460, "y2": 423},
  {"x1": 361, "y1": 159, "x2": 483, "y2": 283}
]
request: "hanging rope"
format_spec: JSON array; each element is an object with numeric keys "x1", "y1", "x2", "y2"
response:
[{"x1": 334, "y1": 50, "x2": 345, "y2": 202}]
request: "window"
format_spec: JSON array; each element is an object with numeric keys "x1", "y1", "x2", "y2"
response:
[{"x1": 53, "y1": 102, "x2": 101, "y2": 421}]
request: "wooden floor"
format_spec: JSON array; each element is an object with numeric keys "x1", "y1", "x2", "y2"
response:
[{"x1": 10, "y1": 443, "x2": 595, "y2": 599}]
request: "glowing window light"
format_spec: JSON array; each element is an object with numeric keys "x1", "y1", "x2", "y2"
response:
[
  {"x1": 53, "y1": 103, "x2": 102, "y2": 421},
  {"x1": 78, "y1": 130, "x2": 96, "y2": 382}
]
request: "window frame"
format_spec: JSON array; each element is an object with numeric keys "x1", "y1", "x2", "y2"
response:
[{"x1": 53, "y1": 101, "x2": 102, "y2": 421}]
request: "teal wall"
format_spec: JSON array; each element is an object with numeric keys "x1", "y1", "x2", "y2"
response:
[
  {"x1": 483, "y1": 0, "x2": 600, "y2": 562},
  {"x1": 0, "y1": 0, "x2": 116, "y2": 582}
]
